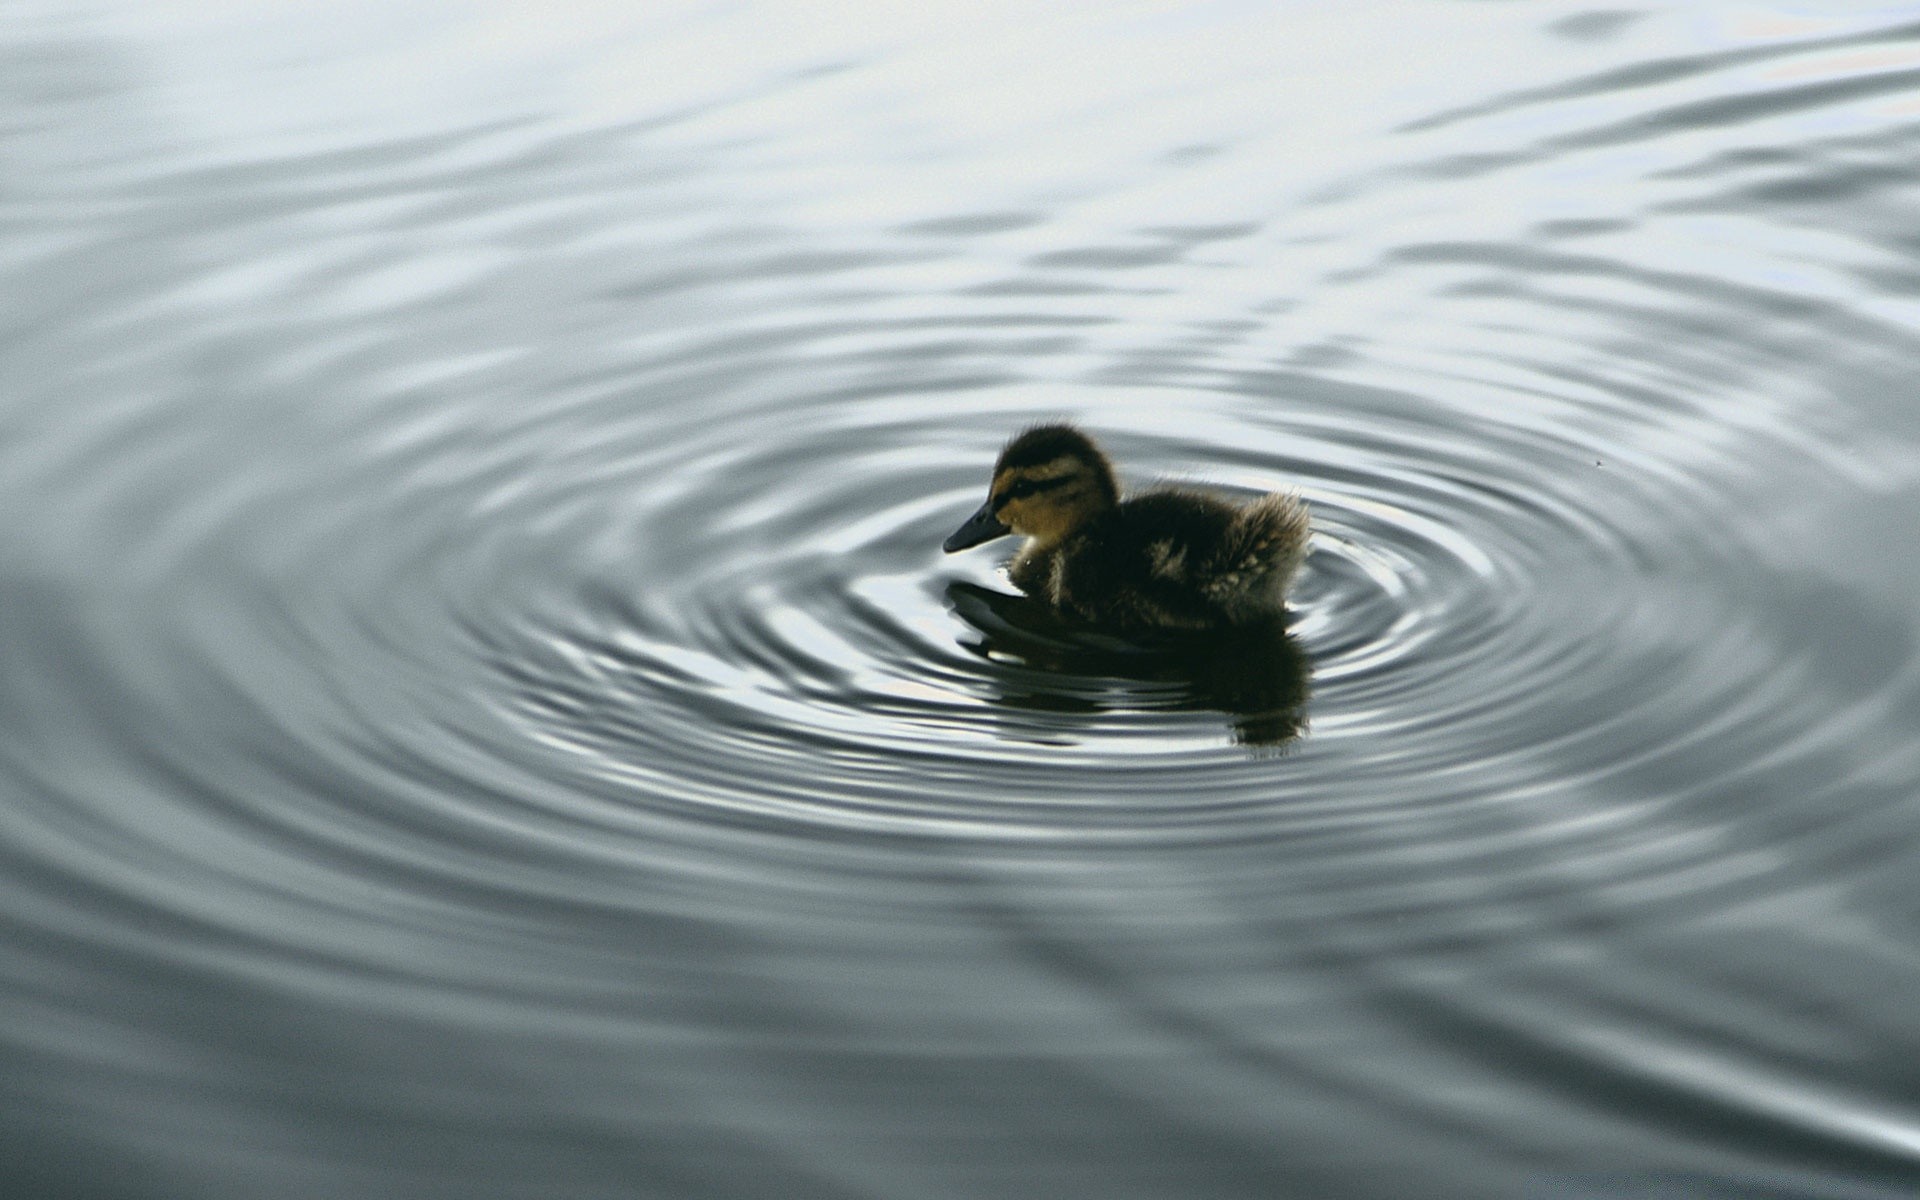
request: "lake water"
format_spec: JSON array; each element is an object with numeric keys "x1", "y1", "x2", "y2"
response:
[{"x1": 5, "y1": 3, "x2": 1920, "y2": 1198}]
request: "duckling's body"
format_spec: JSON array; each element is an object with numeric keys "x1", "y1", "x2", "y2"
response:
[{"x1": 944, "y1": 424, "x2": 1310, "y2": 631}]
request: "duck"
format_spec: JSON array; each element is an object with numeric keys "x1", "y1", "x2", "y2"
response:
[{"x1": 942, "y1": 423, "x2": 1310, "y2": 631}]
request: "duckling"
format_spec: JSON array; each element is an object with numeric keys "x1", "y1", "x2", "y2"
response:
[{"x1": 943, "y1": 423, "x2": 1310, "y2": 630}]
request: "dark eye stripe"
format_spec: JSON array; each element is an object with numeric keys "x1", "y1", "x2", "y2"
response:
[{"x1": 998, "y1": 475, "x2": 1074, "y2": 503}]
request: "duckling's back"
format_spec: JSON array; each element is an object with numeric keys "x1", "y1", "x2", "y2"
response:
[
  {"x1": 1200, "y1": 491, "x2": 1312, "y2": 623},
  {"x1": 1046, "y1": 489, "x2": 1309, "y2": 630}
]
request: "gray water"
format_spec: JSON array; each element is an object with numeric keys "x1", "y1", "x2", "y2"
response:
[{"x1": 5, "y1": 3, "x2": 1920, "y2": 1198}]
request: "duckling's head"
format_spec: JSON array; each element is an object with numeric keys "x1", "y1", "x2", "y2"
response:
[{"x1": 944, "y1": 423, "x2": 1119, "y2": 552}]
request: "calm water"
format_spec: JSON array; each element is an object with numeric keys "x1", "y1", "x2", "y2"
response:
[{"x1": 5, "y1": 3, "x2": 1920, "y2": 1198}]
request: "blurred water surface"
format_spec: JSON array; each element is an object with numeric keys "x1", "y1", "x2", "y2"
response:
[{"x1": 5, "y1": 2, "x2": 1920, "y2": 1198}]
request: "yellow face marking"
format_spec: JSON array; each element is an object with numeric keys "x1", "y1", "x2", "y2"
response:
[{"x1": 987, "y1": 457, "x2": 1106, "y2": 543}]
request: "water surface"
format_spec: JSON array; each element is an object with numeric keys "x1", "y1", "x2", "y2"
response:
[{"x1": 5, "y1": 3, "x2": 1920, "y2": 1198}]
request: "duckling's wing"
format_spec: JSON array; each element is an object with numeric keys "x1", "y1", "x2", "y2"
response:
[
  {"x1": 1201, "y1": 491, "x2": 1311, "y2": 620},
  {"x1": 1053, "y1": 496, "x2": 1231, "y2": 630}
]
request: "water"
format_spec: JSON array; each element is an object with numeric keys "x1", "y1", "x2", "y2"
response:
[{"x1": 4, "y1": 3, "x2": 1920, "y2": 1197}]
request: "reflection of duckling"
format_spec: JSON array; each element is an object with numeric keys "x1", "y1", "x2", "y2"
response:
[
  {"x1": 944, "y1": 423, "x2": 1310, "y2": 630},
  {"x1": 946, "y1": 581, "x2": 1310, "y2": 749}
]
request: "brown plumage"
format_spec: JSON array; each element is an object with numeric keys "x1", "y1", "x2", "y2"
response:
[{"x1": 943, "y1": 423, "x2": 1310, "y2": 630}]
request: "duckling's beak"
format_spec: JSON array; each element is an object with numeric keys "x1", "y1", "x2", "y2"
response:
[{"x1": 943, "y1": 499, "x2": 1010, "y2": 552}]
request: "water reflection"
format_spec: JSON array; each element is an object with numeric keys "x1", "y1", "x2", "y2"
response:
[{"x1": 947, "y1": 581, "x2": 1310, "y2": 749}]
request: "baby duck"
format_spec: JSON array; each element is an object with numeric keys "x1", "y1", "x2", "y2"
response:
[{"x1": 943, "y1": 423, "x2": 1310, "y2": 631}]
